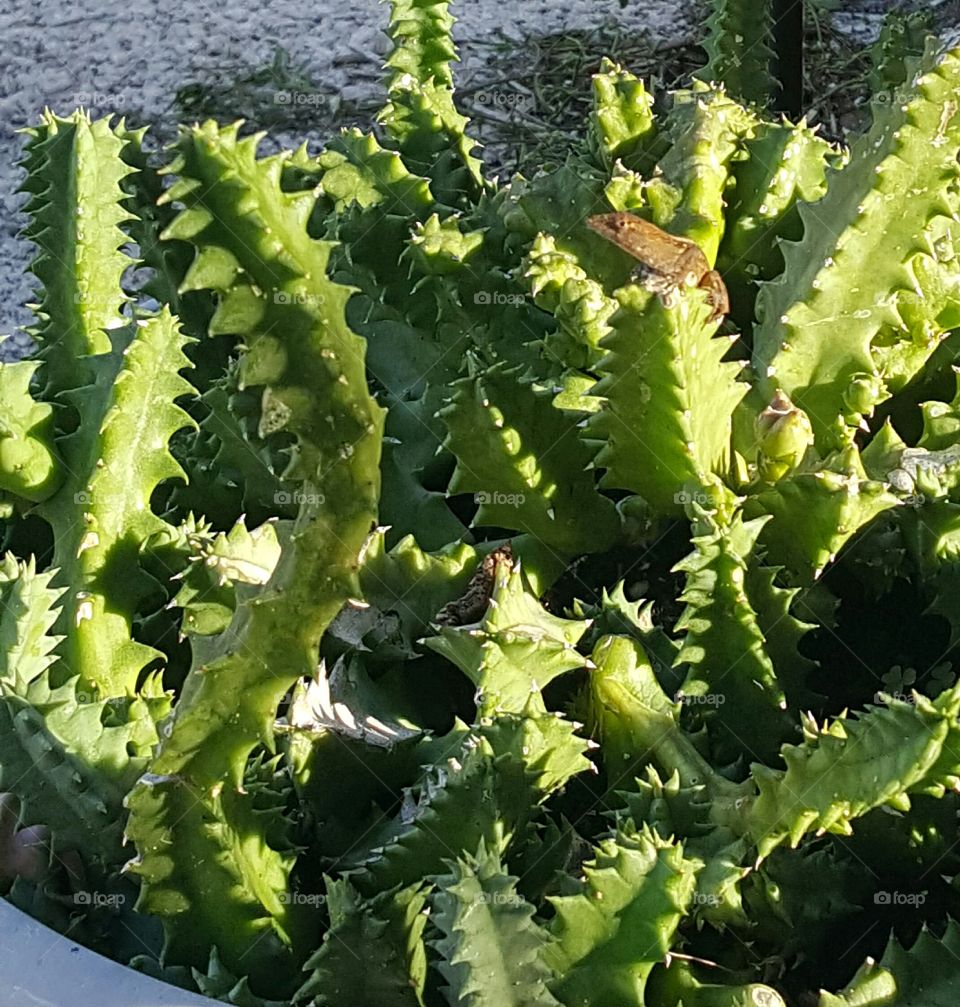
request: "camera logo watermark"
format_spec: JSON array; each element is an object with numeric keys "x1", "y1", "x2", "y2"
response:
[
  {"x1": 73, "y1": 91, "x2": 125, "y2": 108},
  {"x1": 274, "y1": 90, "x2": 325, "y2": 107},
  {"x1": 73, "y1": 291, "x2": 120, "y2": 308},
  {"x1": 73, "y1": 490, "x2": 129, "y2": 509},
  {"x1": 674, "y1": 489, "x2": 721, "y2": 507},
  {"x1": 474, "y1": 90, "x2": 534, "y2": 111},
  {"x1": 874, "y1": 891, "x2": 926, "y2": 907},
  {"x1": 474, "y1": 892, "x2": 524, "y2": 907},
  {"x1": 279, "y1": 891, "x2": 326, "y2": 907},
  {"x1": 474, "y1": 490, "x2": 525, "y2": 508},
  {"x1": 275, "y1": 490, "x2": 325, "y2": 506},
  {"x1": 75, "y1": 692, "x2": 126, "y2": 708},
  {"x1": 474, "y1": 290, "x2": 526, "y2": 307},
  {"x1": 675, "y1": 692, "x2": 726, "y2": 707},
  {"x1": 274, "y1": 291, "x2": 326, "y2": 306},
  {"x1": 874, "y1": 690, "x2": 918, "y2": 705},
  {"x1": 74, "y1": 891, "x2": 126, "y2": 909}
]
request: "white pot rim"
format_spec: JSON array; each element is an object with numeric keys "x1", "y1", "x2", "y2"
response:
[{"x1": 0, "y1": 900, "x2": 214, "y2": 1006}]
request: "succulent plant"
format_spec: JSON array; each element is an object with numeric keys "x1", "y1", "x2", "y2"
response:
[{"x1": 1, "y1": 1, "x2": 960, "y2": 1004}]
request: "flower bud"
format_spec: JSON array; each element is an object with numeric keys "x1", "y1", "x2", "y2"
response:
[
  {"x1": 842, "y1": 372, "x2": 884, "y2": 420},
  {"x1": 755, "y1": 391, "x2": 814, "y2": 482}
]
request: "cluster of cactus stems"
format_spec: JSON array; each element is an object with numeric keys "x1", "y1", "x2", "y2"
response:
[{"x1": 2, "y1": 0, "x2": 960, "y2": 1004}]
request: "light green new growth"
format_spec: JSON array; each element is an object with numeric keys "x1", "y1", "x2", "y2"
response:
[
  {"x1": 39, "y1": 309, "x2": 196, "y2": 697},
  {"x1": 754, "y1": 44, "x2": 960, "y2": 446},
  {"x1": 644, "y1": 85, "x2": 757, "y2": 262},
  {"x1": 590, "y1": 287, "x2": 746, "y2": 514},
  {"x1": 590, "y1": 59, "x2": 656, "y2": 168},
  {"x1": 124, "y1": 121, "x2": 384, "y2": 986},
  {"x1": 20, "y1": 111, "x2": 132, "y2": 391}
]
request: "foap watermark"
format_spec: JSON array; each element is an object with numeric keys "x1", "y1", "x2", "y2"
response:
[
  {"x1": 474, "y1": 290, "x2": 526, "y2": 307},
  {"x1": 73, "y1": 291, "x2": 119, "y2": 308},
  {"x1": 274, "y1": 291, "x2": 326, "y2": 306},
  {"x1": 474, "y1": 89, "x2": 534, "y2": 112},
  {"x1": 275, "y1": 490, "x2": 326, "y2": 507},
  {"x1": 475, "y1": 891, "x2": 524, "y2": 907},
  {"x1": 279, "y1": 890, "x2": 326, "y2": 908},
  {"x1": 274, "y1": 90, "x2": 325, "y2": 107},
  {"x1": 874, "y1": 690, "x2": 918, "y2": 705},
  {"x1": 74, "y1": 891, "x2": 126, "y2": 909},
  {"x1": 675, "y1": 691, "x2": 726, "y2": 707},
  {"x1": 691, "y1": 892, "x2": 721, "y2": 907},
  {"x1": 674, "y1": 488, "x2": 721, "y2": 507},
  {"x1": 474, "y1": 490, "x2": 525, "y2": 508},
  {"x1": 73, "y1": 91, "x2": 126, "y2": 108},
  {"x1": 75, "y1": 692, "x2": 125, "y2": 708},
  {"x1": 874, "y1": 890, "x2": 926, "y2": 907},
  {"x1": 73, "y1": 489, "x2": 128, "y2": 508}
]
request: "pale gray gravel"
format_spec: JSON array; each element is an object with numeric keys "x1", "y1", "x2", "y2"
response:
[
  {"x1": 0, "y1": 0, "x2": 952, "y2": 353},
  {"x1": 0, "y1": 0, "x2": 702, "y2": 352}
]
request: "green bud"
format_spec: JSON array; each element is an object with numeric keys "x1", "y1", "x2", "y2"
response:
[
  {"x1": 604, "y1": 164, "x2": 646, "y2": 211},
  {"x1": 842, "y1": 371, "x2": 884, "y2": 420},
  {"x1": 408, "y1": 214, "x2": 484, "y2": 276},
  {"x1": 755, "y1": 391, "x2": 814, "y2": 482}
]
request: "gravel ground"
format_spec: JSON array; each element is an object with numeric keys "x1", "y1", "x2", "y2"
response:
[
  {"x1": 0, "y1": 0, "x2": 701, "y2": 350},
  {"x1": 0, "y1": 0, "x2": 953, "y2": 353}
]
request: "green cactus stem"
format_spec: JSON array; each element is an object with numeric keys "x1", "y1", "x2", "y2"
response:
[{"x1": 124, "y1": 122, "x2": 385, "y2": 987}]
